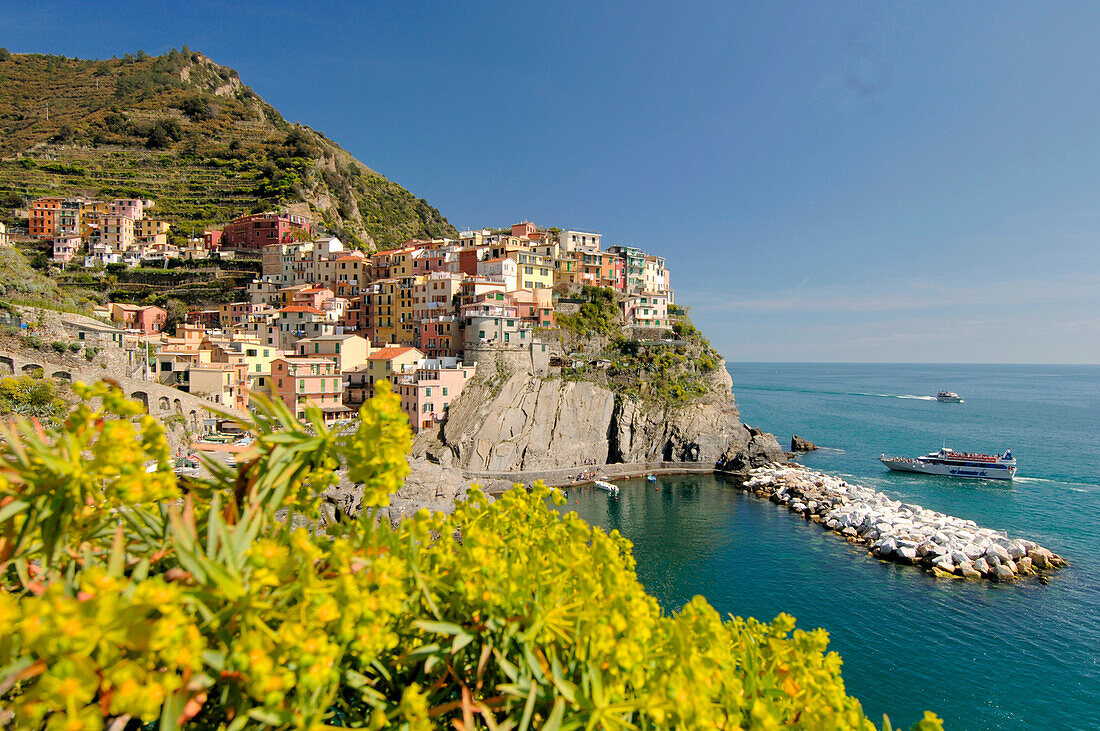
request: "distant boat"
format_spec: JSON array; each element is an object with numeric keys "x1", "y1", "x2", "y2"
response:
[
  {"x1": 880, "y1": 448, "x2": 1016, "y2": 480},
  {"x1": 593, "y1": 479, "x2": 620, "y2": 495},
  {"x1": 646, "y1": 475, "x2": 657, "y2": 482},
  {"x1": 936, "y1": 391, "x2": 964, "y2": 403}
]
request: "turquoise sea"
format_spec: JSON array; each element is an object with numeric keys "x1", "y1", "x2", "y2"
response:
[{"x1": 557, "y1": 364, "x2": 1100, "y2": 729}]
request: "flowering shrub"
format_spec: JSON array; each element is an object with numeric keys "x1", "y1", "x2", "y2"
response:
[{"x1": 0, "y1": 382, "x2": 942, "y2": 730}]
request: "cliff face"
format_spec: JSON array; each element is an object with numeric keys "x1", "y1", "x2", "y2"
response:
[{"x1": 415, "y1": 360, "x2": 783, "y2": 473}]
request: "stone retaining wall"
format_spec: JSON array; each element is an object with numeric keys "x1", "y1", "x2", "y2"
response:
[{"x1": 0, "y1": 347, "x2": 244, "y2": 429}]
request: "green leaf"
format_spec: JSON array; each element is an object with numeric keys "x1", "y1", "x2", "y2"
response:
[{"x1": 543, "y1": 697, "x2": 566, "y2": 731}]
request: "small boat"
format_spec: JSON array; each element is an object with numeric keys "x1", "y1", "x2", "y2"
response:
[
  {"x1": 646, "y1": 475, "x2": 657, "y2": 482},
  {"x1": 593, "y1": 479, "x2": 620, "y2": 495},
  {"x1": 880, "y1": 448, "x2": 1016, "y2": 480},
  {"x1": 936, "y1": 391, "x2": 964, "y2": 403}
]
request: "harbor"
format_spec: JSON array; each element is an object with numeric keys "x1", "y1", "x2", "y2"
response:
[{"x1": 741, "y1": 463, "x2": 1067, "y2": 581}]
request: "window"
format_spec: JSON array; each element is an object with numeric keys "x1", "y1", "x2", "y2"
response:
[{"x1": 299, "y1": 380, "x2": 305, "y2": 391}]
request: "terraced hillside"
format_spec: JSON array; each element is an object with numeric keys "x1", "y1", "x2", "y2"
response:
[{"x1": 0, "y1": 47, "x2": 456, "y2": 248}]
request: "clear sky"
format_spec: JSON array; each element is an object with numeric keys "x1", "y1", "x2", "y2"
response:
[{"x1": 4, "y1": 1, "x2": 1099, "y2": 363}]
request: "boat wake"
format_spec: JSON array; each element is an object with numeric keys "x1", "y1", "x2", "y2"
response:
[
  {"x1": 1014, "y1": 476, "x2": 1098, "y2": 493},
  {"x1": 852, "y1": 392, "x2": 938, "y2": 401}
]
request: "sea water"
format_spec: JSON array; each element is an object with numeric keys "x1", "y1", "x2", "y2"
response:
[{"x1": 557, "y1": 364, "x2": 1100, "y2": 729}]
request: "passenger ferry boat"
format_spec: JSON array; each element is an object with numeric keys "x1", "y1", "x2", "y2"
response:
[
  {"x1": 879, "y1": 448, "x2": 1016, "y2": 480},
  {"x1": 936, "y1": 391, "x2": 964, "y2": 402}
]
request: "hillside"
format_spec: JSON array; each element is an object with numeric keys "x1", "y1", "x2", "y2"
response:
[{"x1": 0, "y1": 47, "x2": 456, "y2": 248}]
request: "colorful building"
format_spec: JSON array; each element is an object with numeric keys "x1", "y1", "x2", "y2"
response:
[
  {"x1": 419, "y1": 316, "x2": 462, "y2": 359},
  {"x1": 294, "y1": 333, "x2": 371, "y2": 373},
  {"x1": 271, "y1": 357, "x2": 349, "y2": 423},
  {"x1": 221, "y1": 212, "x2": 312, "y2": 251},
  {"x1": 109, "y1": 303, "x2": 167, "y2": 334},
  {"x1": 28, "y1": 197, "x2": 63, "y2": 239},
  {"x1": 395, "y1": 360, "x2": 476, "y2": 432},
  {"x1": 346, "y1": 345, "x2": 422, "y2": 403}
]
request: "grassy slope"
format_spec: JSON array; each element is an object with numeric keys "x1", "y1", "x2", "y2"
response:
[{"x1": 0, "y1": 48, "x2": 456, "y2": 248}]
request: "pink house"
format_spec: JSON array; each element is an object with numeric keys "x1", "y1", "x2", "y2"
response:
[
  {"x1": 395, "y1": 360, "x2": 476, "y2": 432},
  {"x1": 109, "y1": 303, "x2": 167, "y2": 334},
  {"x1": 109, "y1": 199, "x2": 146, "y2": 221}
]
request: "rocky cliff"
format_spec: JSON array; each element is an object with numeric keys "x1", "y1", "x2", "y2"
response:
[{"x1": 415, "y1": 360, "x2": 783, "y2": 474}]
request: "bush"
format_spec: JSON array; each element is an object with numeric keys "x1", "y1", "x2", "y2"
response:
[
  {"x1": 0, "y1": 384, "x2": 934, "y2": 729},
  {"x1": 0, "y1": 375, "x2": 66, "y2": 425},
  {"x1": 49, "y1": 341, "x2": 67, "y2": 355},
  {"x1": 83, "y1": 346, "x2": 98, "y2": 361}
]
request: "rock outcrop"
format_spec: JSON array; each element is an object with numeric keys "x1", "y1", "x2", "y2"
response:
[
  {"x1": 415, "y1": 359, "x2": 783, "y2": 473},
  {"x1": 791, "y1": 434, "x2": 818, "y2": 452}
]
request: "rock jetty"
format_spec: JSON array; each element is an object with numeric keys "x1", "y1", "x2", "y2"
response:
[{"x1": 741, "y1": 464, "x2": 1067, "y2": 581}]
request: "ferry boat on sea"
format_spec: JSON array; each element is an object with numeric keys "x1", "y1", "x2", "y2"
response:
[
  {"x1": 936, "y1": 391, "x2": 964, "y2": 403},
  {"x1": 879, "y1": 448, "x2": 1016, "y2": 480}
]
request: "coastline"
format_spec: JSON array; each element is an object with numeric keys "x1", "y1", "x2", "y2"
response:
[
  {"x1": 463, "y1": 461, "x2": 723, "y2": 493},
  {"x1": 494, "y1": 459, "x2": 1068, "y2": 583}
]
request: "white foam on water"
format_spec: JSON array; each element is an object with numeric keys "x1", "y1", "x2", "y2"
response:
[{"x1": 852, "y1": 392, "x2": 938, "y2": 401}]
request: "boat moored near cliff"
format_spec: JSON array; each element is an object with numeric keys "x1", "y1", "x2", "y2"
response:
[{"x1": 880, "y1": 448, "x2": 1016, "y2": 480}]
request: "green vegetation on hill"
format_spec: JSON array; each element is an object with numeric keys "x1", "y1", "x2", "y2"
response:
[
  {"x1": 0, "y1": 247, "x2": 91, "y2": 311},
  {"x1": 557, "y1": 286, "x2": 724, "y2": 404},
  {"x1": 0, "y1": 384, "x2": 935, "y2": 729},
  {"x1": 0, "y1": 48, "x2": 456, "y2": 248}
]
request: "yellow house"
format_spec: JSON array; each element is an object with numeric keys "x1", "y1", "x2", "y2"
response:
[
  {"x1": 512, "y1": 251, "x2": 554, "y2": 290},
  {"x1": 348, "y1": 345, "x2": 423, "y2": 402},
  {"x1": 370, "y1": 278, "x2": 399, "y2": 346},
  {"x1": 135, "y1": 219, "x2": 171, "y2": 246},
  {"x1": 231, "y1": 337, "x2": 284, "y2": 400},
  {"x1": 395, "y1": 274, "x2": 425, "y2": 346},
  {"x1": 553, "y1": 254, "x2": 582, "y2": 286}
]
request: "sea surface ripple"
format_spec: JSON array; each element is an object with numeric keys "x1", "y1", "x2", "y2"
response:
[{"x1": 556, "y1": 363, "x2": 1100, "y2": 730}]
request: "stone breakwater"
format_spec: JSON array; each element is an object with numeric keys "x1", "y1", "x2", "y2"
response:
[{"x1": 741, "y1": 464, "x2": 1067, "y2": 581}]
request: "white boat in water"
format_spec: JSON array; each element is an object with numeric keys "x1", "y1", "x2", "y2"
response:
[
  {"x1": 593, "y1": 479, "x2": 620, "y2": 495},
  {"x1": 936, "y1": 391, "x2": 964, "y2": 403},
  {"x1": 880, "y1": 448, "x2": 1016, "y2": 480}
]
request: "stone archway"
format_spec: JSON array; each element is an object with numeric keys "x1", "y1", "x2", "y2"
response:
[
  {"x1": 51, "y1": 370, "x2": 72, "y2": 381},
  {"x1": 130, "y1": 391, "x2": 149, "y2": 412},
  {"x1": 173, "y1": 398, "x2": 182, "y2": 413},
  {"x1": 158, "y1": 396, "x2": 171, "y2": 411},
  {"x1": 188, "y1": 410, "x2": 199, "y2": 430},
  {"x1": 0, "y1": 355, "x2": 13, "y2": 374},
  {"x1": 21, "y1": 363, "x2": 43, "y2": 375}
]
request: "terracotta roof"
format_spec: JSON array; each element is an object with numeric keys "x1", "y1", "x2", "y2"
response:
[
  {"x1": 367, "y1": 346, "x2": 420, "y2": 360},
  {"x1": 279, "y1": 306, "x2": 324, "y2": 315}
]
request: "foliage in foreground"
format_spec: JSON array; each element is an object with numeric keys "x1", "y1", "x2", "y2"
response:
[{"x1": 0, "y1": 382, "x2": 942, "y2": 730}]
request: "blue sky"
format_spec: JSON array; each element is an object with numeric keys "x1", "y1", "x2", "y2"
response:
[{"x1": 4, "y1": 1, "x2": 1099, "y2": 362}]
